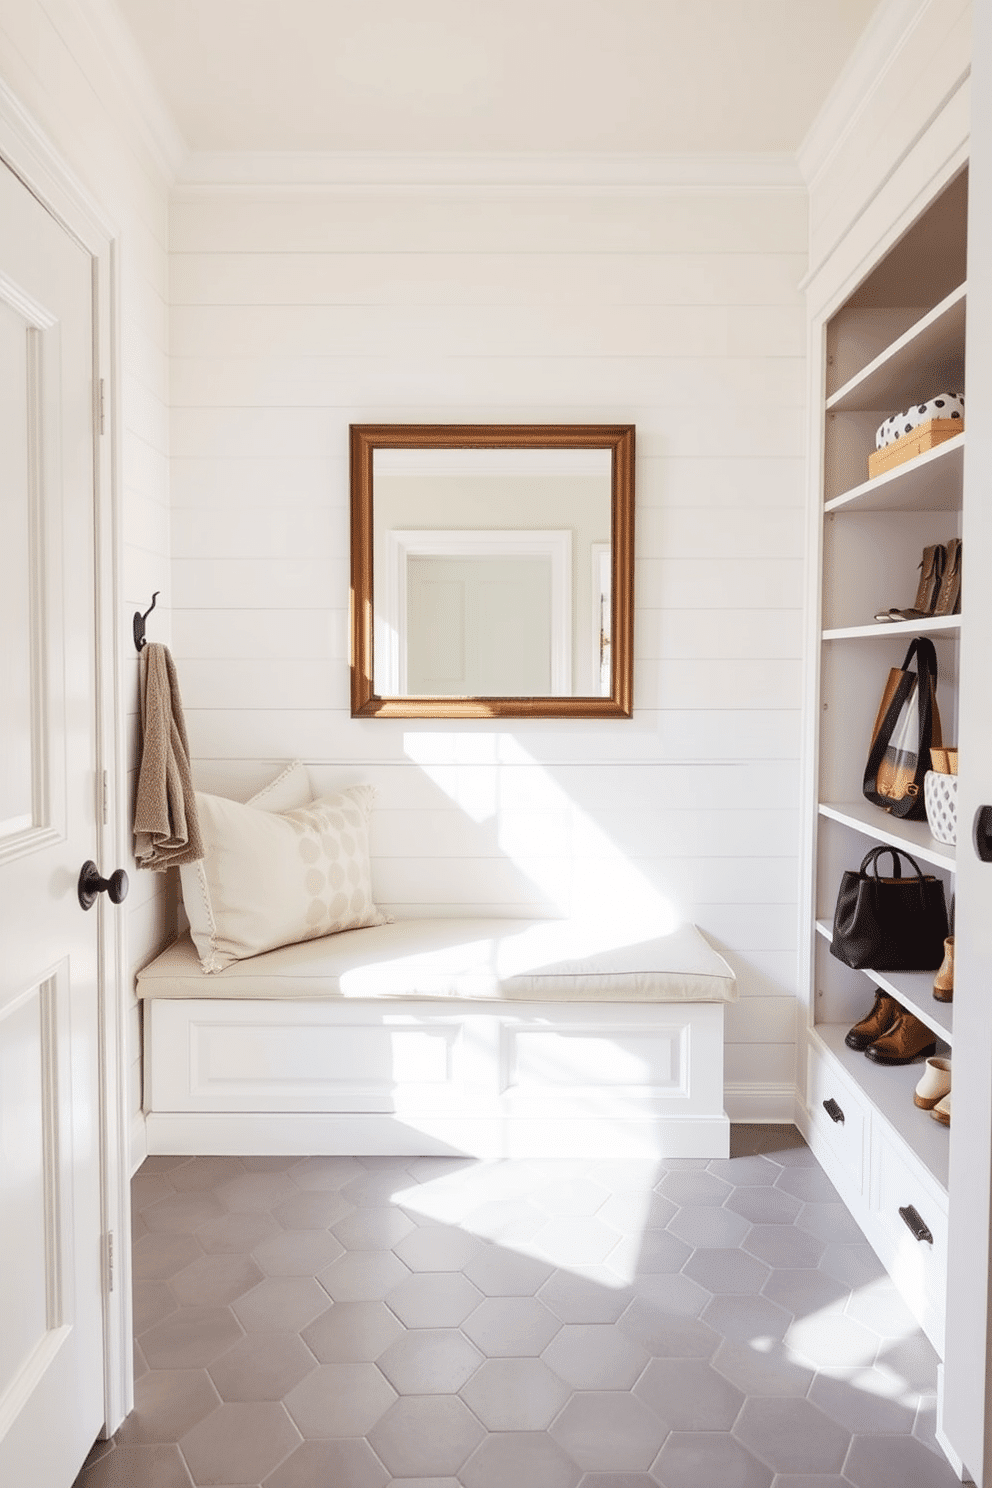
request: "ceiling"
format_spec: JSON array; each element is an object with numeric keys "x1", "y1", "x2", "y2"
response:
[{"x1": 114, "y1": 0, "x2": 884, "y2": 157}]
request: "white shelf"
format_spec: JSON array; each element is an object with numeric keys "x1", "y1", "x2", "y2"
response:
[
  {"x1": 825, "y1": 434, "x2": 964, "y2": 514},
  {"x1": 822, "y1": 615, "x2": 961, "y2": 641},
  {"x1": 811, "y1": 1023, "x2": 949, "y2": 1193},
  {"x1": 815, "y1": 920, "x2": 953, "y2": 1045},
  {"x1": 826, "y1": 285, "x2": 967, "y2": 414},
  {"x1": 817, "y1": 801, "x2": 957, "y2": 871}
]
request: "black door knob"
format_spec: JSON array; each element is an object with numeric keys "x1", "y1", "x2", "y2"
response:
[
  {"x1": 975, "y1": 806, "x2": 992, "y2": 863},
  {"x1": 78, "y1": 860, "x2": 129, "y2": 911}
]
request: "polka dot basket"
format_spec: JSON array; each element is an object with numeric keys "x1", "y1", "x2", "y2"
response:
[{"x1": 924, "y1": 770, "x2": 958, "y2": 846}]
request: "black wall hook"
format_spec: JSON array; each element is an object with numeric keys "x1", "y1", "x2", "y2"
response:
[{"x1": 133, "y1": 592, "x2": 160, "y2": 651}]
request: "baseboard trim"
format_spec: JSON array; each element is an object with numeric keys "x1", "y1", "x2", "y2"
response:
[
  {"x1": 130, "y1": 1110, "x2": 148, "y2": 1174},
  {"x1": 725, "y1": 1083, "x2": 798, "y2": 1124}
]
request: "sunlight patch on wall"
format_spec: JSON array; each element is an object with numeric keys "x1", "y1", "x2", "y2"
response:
[{"x1": 403, "y1": 731, "x2": 681, "y2": 952}]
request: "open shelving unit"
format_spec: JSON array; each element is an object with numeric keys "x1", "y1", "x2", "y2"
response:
[{"x1": 800, "y1": 168, "x2": 968, "y2": 1359}]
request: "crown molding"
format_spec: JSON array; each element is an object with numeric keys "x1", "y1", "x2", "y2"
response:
[
  {"x1": 0, "y1": 72, "x2": 114, "y2": 247},
  {"x1": 174, "y1": 149, "x2": 804, "y2": 194},
  {"x1": 796, "y1": 0, "x2": 940, "y2": 190},
  {"x1": 76, "y1": 0, "x2": 188, "y2": 183}
]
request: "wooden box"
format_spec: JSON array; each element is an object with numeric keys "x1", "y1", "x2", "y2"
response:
[{"x1": 868, "y1": 417, "x2": 963, "y2": 479}]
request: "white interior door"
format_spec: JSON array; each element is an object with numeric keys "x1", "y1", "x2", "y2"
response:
[
  {"x1": 406, "y1": 554, "x2": 554, "y2": 695},
  {"x1": 0, "y1": 158, "x2": 106, "y2": 1485}
]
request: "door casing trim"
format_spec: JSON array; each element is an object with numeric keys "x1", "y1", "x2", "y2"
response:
[{"x1": 0, "y1": 74, "x2": 131, "y2": 1436}]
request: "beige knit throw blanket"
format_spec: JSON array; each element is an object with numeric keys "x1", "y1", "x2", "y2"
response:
[{"x1": 133, "y1": 643, "x2": 204, "y2": 869}]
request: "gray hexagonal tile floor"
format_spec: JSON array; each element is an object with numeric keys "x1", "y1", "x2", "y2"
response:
[{"x1": 72, "y1": 1129, "x2": 961, "y2": 1488}]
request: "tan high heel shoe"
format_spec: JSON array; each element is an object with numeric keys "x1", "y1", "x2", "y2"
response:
[
  {"x1": 874, "y1": 543, "x2": 945, "y2": 622},
  {"x1": 931, "y1": 537, "x2": 961, "y2": 616},
  {"x1": 933, "y1": 936, "x2": 954, "y2": 1002}
]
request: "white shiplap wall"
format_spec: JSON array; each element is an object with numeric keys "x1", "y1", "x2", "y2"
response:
[
  {"x1": 170, "y1": 179, "x2": 808, "y2": 1115},
  {"x1": 0, "y1": 0, "x2": 178, "y2": 1159}
]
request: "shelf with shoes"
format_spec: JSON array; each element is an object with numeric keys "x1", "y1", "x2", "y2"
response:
[
  {"x1": 822, "y1": 613, "x2": 961, "y2": 641},
  {"x1": 814, "y1": 919, "x2": 953, "y2": 1044},
  {"x1": 811, "y1": 1023, "x2": 950, "y2": 1192},
  {"x1": 799, "y1": 167, "x2": 968, "y2": 1367}
]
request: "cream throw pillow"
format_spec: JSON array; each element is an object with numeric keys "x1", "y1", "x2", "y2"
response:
[
  {"x1": 179, "y1": 760, "x2": 312, "y2": 957},
  {"x1": 181, "y1": 780, "x2": 388, "y2": 973},
  {"x1": 244, "y1": 758, "x2": 313, "y2": 814}
]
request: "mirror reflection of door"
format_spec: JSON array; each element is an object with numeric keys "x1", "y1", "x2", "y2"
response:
[
  {"x1": 407, "y1": 554, "x2": 554, "y2": 695},
  {"x1": 371, "y1": 445, "x2": 610, "y2": 698},
  {"x1": 383, "y1": 527, "x2": 573, "y2": 695}
]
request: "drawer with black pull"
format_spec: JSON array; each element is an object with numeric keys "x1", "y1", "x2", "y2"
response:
[
  {"x1": 807, "y1": 1045, "x2": 867, "y2": 1190},
  {"x1": 869, "y1": 1123, "x2": 948, "y2": 1353}
]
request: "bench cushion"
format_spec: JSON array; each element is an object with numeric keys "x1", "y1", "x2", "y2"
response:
[{"x1": 137, "y1": 918, "x2": 737, "y2": 1004}]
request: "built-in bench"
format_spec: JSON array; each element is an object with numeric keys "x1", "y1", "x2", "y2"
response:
[{"x1": 137, "y1": 917, "x2": 737, "y2": 1160}]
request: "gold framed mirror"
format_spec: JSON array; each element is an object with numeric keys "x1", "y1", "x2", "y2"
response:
[{"x1": 350, "y1": 423, "x2": 635, "y2": 719}]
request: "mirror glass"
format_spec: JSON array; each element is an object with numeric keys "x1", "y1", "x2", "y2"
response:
[{"x1": 350, "y1": 425, "x2": 634, "y2": 719}]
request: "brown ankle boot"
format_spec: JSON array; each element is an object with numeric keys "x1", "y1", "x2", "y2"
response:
[
  {"x1": 933, "y1": 936, "x2": 954, "y2": 1002},
  {"x1": 864, "y1": 1009, "x2": 937, "y2": 1065},
  {"x1": 845, "y1": 990, "x2": 900, "y2": 1051}
]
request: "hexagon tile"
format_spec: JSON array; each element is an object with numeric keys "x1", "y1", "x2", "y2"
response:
[{"x1": 73, "y1": 1132, "x2": 962, "y2": 1488}]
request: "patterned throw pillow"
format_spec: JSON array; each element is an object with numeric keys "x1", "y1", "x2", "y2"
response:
[{"x1": 181, "y1": 782, "x2": 388, "y2": 973}]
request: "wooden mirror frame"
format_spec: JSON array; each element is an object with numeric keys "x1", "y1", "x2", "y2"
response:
[{"x1": 350, "y1": 422, "x2": 635, "y2": 719}]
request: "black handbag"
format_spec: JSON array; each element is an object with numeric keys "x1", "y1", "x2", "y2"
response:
[
  {"x1": 830, "y1": 846, "x2": 949, "y2": 971},
  {"x1": 862, "y1": 637, "x2": 941, "y2": 820}
]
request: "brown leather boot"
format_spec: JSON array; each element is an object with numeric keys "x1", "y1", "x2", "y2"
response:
[
  {"x1": 933, "y1": 936, "x2": 954, "y2": 1002},
  {"x1": 864, "y1": 1009, "x2": 937, "y2": 1065},
  {"x1": 845, "y1": 990, "x2": 899, "y2": 1051}
]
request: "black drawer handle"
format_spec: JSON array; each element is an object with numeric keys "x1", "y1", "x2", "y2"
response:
[
  {"x1": 822, "y1": 1098, "x2": 845, "y2": 1125},
  {"x1": 899, "y1": 1204, "x2": 934, "y2": 1244}
]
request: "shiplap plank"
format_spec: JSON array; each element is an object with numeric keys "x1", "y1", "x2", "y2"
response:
[
  {"x1": 171, "y1": 191, "x2": 808, "y2": 256},
  {"x1": 570, "y1": 810, "x2": 800, "y2": 860},
  {"x1": 171, "y1": 251, "x2": 807, "y2": 308},
  {"x1": 172, "y1": 556, "x2": 349, "y2": 610},
  {"x1": 636, "y1": 658, "x2": 802, "y2": 712},
  {"x1": 169, "y1": 404, "x2": 806, "y2": 460},
  {"x1": 319, "y1": 760, "x2": 802, "y2": 813},
  {"x1": 635, "y1": 609, "x2": 803, "y2": 661},
  {"x1": 171, "y1": 455, "x2": 343, "y2": 508},
  {"x1": 173, "y1": 609, "x2": 348, "y2": 660},
  {"x1": 724, "y1": 1045, "x2": 797, "y2": 1085},
  {"x1": 634, "y1": 557, "x2": 803, "y2": 609},
  {"x1": 169, "y1": 453, "x2": 804, "y2": 513},
  {"x1": 169, "y1": 355, "x2": 804, "y2": 411},
  {"x1": 361, "y1": 804, "x2": 800, "y2": 865},
  {"x1": 371, "y1": 857, "x2": 564, "y2": 910},
  {"x1": 725, "y1": 997, "x2": 797, "y2": 1045},
  {"x1": 637, "y1": 506, "x2": 804, "y2": 559},
  {"x1": 170, "y1": 303, "x2": 804, "y2": 360},
  {"x1": 171, "y1": 505, "x2": 343, "y2": 559}
]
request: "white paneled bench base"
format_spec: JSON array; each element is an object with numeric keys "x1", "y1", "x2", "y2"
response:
[{"x1": 137, "y1": 918, "x2": 737, "y2": 1161}]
